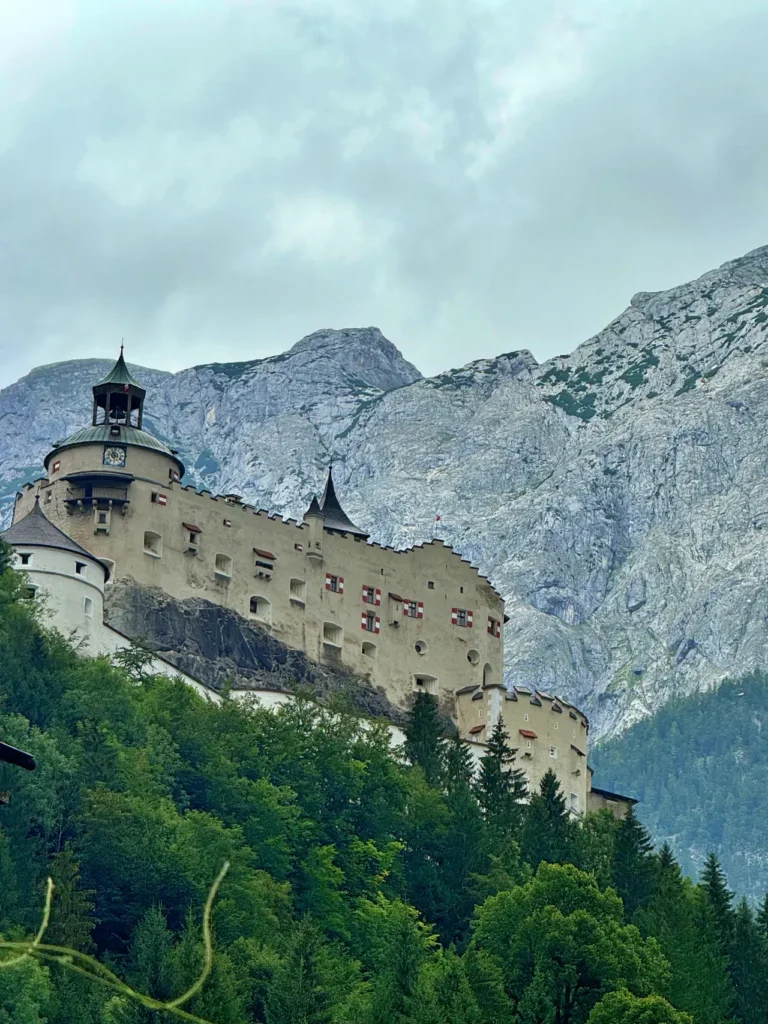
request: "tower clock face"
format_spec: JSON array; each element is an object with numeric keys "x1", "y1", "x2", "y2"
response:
[{"x1": 103, "y1": 445, "x2": 127, "y2": 467}]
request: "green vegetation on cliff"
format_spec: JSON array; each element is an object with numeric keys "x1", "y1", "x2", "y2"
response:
[
  {"x1": 1, "y1": 548, "x2": 767, "y2": 1023},
  {"x1": 592, "y1": 673, "x2": 768, "y2": 903}
]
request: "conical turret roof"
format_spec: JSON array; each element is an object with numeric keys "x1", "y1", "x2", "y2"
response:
[
  {"x1": 318, "y1": 467, "x2": 369, "y2": 538},
  {"x1": 1, "y1": 499, "x2": 111, "y2": 578},
  {"x1": 95, "y1": 348, "x2": 144, "y2": 391},
  {"x1": 305, "y1": 495, "x2": 324, "y2": 518}
]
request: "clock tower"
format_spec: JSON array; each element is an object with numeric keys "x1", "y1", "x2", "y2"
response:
[{"x1": 92, "y1": 344, "x2": 146, "y2": 433}]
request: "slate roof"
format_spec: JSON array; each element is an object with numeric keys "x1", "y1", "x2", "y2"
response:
[
  {"x1": 45, "y1": 425, "x2": 183, "y2": 472},
  {"x1": 94, "y1": 350, "x2": 144, "y2": 391},
  {"x1": 315, "y1": 467, "x2": 369, "y2": 538},
  {"x1": 1, "y1": 499, "x2": 110, "y2": 578}
]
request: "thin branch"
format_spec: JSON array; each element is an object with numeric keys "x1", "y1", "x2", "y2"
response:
[{"x1": 0, "y1": 862, "x2": 231, "y2": 1024}]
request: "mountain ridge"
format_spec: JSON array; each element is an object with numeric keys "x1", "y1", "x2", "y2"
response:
[{"x1": 5, "y1": 245, "x2": 768, "y2": 737}]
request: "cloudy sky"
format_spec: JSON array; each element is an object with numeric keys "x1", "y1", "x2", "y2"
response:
[{"x1": 1, "y1": 0, "x2": 768, "y2": 387}]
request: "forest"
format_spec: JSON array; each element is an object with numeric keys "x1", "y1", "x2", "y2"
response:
[
  {"x1": 0, "y1": 538, "x2": 766, "y2": 1024},
  {"x1": 593, "y1": 671, "x2": 768, "y2": 902}
]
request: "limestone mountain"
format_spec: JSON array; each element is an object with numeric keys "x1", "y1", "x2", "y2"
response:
[{"x1": 4, "y1": 248, "x2": 768, "y2": 736}]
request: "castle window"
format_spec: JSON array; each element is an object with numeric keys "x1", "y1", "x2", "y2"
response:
[
  {"x1": 415, "y1": 639, "x2": 428, "y2": 656},
  {"x1": 325, "y1": 574, "x2": 344, "y2": 594},
  {"x1": 18, "y1": 553, "x2": 32, "y2": 566},
  {"x1": 488, "y1": 617, "x2": 501, "y2": 638},
  {"x1": 550, "y1": 746, "x2": 559, "y2": 759},
  {"x1": 22, "y1": 585, "x2": 37, "y2": 600},
  {"x1": 403, "y1": 600, "x2": 423, "y2": 619},
  {"x1": 290, "y1": 578, "x2": 306, "y2": 604},
  {"x1": 45, "y1": 490, "x2": 53, "y2": 503},
  {"x1": 483, "y1": 663, "x2": 493, "y2": 686},
  {"x1": 83, "y1": 597, "x2": 93, "y2": 617},
  {"x1": 361, "y1": 612, "x2": 380, "y2": 634},
  {"x1": 428, "y1": 581, "x2": 434, "y2": 589},
  {"x1": 414, "y1": 674, "x2": 438, "y2": 695},
  {"x1": 323, "y1": 622, "x2": 343, "y2": 648},
  {"x1": 249, "y1": 596, "x2": 272, "y2": 625},
  {"x1": 183, "y1": 523, "x2": 201, "y2": 553},
  {"x1": 362, "y1": 641, "x2": 377, "y2": 659},
  {"x1": 467, "y1": 649, "x2": 480, "y2": 665},
  {"x1": 75, "y1": 561, "x2": 87, "y2": 576},
  {"x1": 143, "y1": 531, "x2": 162, "y2": 558},
  {"x1": 524, "y1": 714, "x2": 529, "y2": 721},
  {"x1": 294, "y1": 543, "x2": 303, "y2": 552},
  {"x1": 101, "y1": 558, "x2": 116, "y2": 582},
  {"x1": 362, "y1": 585, "x2": 381, "y2": 605},
  {"x1": 451, "y1": 608, "x2": 473, "y2": 627},
  {"x1": 570, "y1": 792, "x2": 580, "y2": 813},
  {"x1": 215, "y1": 553, "x2": 233, "y2": 581}
]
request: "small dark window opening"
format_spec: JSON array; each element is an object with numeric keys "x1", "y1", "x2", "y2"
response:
[
  {"x1": 19, "y1": 553, "x2": 31, "y2": 566},
  {"x1": 97, "y1": 512, "x2": 108, "y2": 524},
  {"x1": 328, "y1": 575, "x2": 339, "y2": 593},
  {"x1": 460, "y1": 586, "x2": 464, "y2": 594},
  {"x1": 428, "y1": 581, "x2": 434, "y2": 589},
  {"x1": 150, "y1": 492, "x2": 158, "y2": 503},
  {"x1": 255, "y1": 560, "x2": 274, "y2": 571},
  {"x1": 364, "y1": 586, "x2": 375, "y2": 604},
  {"x1": 365, "y1": 612, "x2": 376, "y2": 632},
  {"x1": 75, "y1": 561, "x2": 86, "y2": 575}
]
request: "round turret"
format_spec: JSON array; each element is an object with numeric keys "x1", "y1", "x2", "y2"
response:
[{"x1": 1, "y1": 499, "x2": 109, "y2": 641}]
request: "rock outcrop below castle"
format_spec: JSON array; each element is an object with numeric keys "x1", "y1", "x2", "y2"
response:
[{"x1": 105, "y1": 579, "x2": 409, "y2": 725}]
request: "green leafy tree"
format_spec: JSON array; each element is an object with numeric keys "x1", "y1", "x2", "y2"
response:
[
  {"x1": 468, "y1": 863, "x2": 669, "y2": 1024},
  {"x1": 0, "y1": 957, "x2": 52, "y2": 1024},
  {"x1": 404, "y1": 693, "x2": 445, "y2": 786},
  {"x1": 587, "y1": 989, "x2": 693, "y2": 1024},
  {"x1": 520, "y1": 769, "x2": 576, "y2": 870},
  {"x1": 477, "y1": 717, "x2": 528, "y2": 835}
]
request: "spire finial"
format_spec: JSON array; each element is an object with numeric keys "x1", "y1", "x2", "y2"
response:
[{"x1": 120, "y1": 339, "x2": 124, "y2": 357}]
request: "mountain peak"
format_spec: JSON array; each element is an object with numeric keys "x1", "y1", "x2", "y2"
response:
[{"x1": 288, "y1": 327, "x2": 422, "y2": 392}]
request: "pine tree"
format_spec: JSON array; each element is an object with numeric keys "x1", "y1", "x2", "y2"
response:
[
  {"x1": 519, "y1": 768, "x2": 575, "y2": 870},
  {"x1": 477, "y1": 717, "x2": 528, "y2": 835},
  {"x1": 756, "y1": 892, "x2": 768, "y2": 941},
  {"x1": 636, "y1": 845, "x2": 731, "y2": 1024},
  {"x1": 46, "y1": 847, "x2": 96, "y2": 952},
  {"x1": 730, "y1": 898, "x2": 768, "y2": 1024},
  {"x1": 611, "y1": 807, "x2": 657, "y2": 918},
  {"x1": 265, "y1": 921, "x2": 333, "y2": 1024},
  {"x1": 405, "y1": 692, "x2": 445, "y2": 786},
  {"x1": 700, "y1": 852, "x2": 734, "y2": 943}
]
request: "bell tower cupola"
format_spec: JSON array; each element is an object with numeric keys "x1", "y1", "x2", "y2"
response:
[{"x1": 92, "y1": 346, "x2": 146, "y2": 429}]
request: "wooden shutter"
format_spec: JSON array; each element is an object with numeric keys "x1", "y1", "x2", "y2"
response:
[
  {"x1": 417, "y1": 601, "x2": 424, "y2": 619},
  {"x1": 451, "y1": 608, "x2": 458, "y2": 624},
  {"x1": 375, "y1": 588, "x2": 381, "y2": 606},
  {"x1": 467, "y1": 609, "x2": 474, "y2": 627}
]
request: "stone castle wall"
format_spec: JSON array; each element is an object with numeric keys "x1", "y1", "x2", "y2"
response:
[{"x1": 15, "y1": 436, "x2": 505, "y2": 711}]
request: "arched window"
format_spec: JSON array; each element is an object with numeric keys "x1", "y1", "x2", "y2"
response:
[
  {"x1": 483, "y1": 663, "x2": 493, "y2": 686},
  {"x1": 323, "y1": 622, "x2": 343, "y2": 647},
  {"x1": 249, "y1": 596, "x2": 272, "y2": 625},
  {"x1": 215, "y1": 553, "x2": 232, "y2": 580},
  {"x1": 362, "y1": 641, "x2": 377, "y2": 659},
  {"x1": 143, "y1": 531, "x2": 162, "y2": 558}
]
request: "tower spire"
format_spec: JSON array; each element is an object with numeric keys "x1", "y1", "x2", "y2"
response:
[{"x1": 92, "y1": 348, "x2": 146, "y2": 429}]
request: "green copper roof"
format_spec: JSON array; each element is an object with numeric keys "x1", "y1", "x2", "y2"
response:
[
  {"x1": 95, "y1": 350, "x2": 143, "y2": 390},
  {"x1": 45, "y1": 425, "x2": 184, "y2": 472}
]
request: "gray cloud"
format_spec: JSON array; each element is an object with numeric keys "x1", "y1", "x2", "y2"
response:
[{"x1": 1, "y1": 0, "x2": 768, "y2": 386}]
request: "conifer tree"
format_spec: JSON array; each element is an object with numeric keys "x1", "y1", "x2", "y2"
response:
[
  {"x1": 730, "y1": 898, "x2": 768, "y2": 1024},
  {"x1": 405, "y1": 692, "x2": 444, "y2": 786},
  {"x1": 756, "y1": 892, "x2": 768, "y2": 941},
  {"x1": 700, "y1": 852, "x2": 735, "y2": 943},
  {"x1": 611, "y1": 807, "x2": 657, "y2": 918},
  {"x1": 477, "y1": 717, "x2": 528, "y2": 834},
  {"x1": 636, "y1": 844, "x2": 729, "y2": 1024},
  {"x1": 519, "y1": 768, "x2": 574, "y2": 869},
  {"x1": 265, "y1": 921, "x2": 333, "y2": 1024}
]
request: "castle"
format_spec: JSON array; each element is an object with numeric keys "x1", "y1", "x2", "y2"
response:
[{"x1": 3, "y1": 352, "x2": 634, "y2": 819}]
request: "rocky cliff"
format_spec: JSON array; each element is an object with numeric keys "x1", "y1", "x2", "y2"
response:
[
  {"x1": 5, "y1": 249, "x2": 768, "y2": 736},
  {"x1": 104, "y1": 579, "x2": 409, "y2": 726}
]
